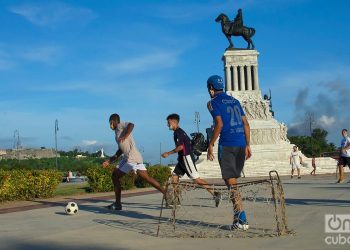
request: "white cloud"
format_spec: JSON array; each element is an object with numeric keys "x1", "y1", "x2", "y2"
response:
[
  {"x1": 81, "y1": 140, "x2": 98, "y2": 146},
  {"x1": 19, "y1": 46, "x2": 62, "y2": 64},
  {"x1": 318, "y1": 115, "x2": 336, "y2": 127},
  {"x1": 9, "y1": 2, "x2": 97, "y2": 27},
  {"x1": 105, "y1": 51, "x2": 179, "y2": 74}
]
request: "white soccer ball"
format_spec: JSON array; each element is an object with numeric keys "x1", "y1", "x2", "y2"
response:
[{"x1": 65, "y1": 202, "x2": 79, "y2": 215}]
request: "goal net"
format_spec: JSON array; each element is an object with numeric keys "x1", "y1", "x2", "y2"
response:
[{"x1": 157, "y1": 170, "x2": 291, "y2": 238}]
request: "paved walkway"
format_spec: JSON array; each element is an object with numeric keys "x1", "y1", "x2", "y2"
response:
[{"x1": 1, "y1": 174, "x2": 350, "y2": 250}]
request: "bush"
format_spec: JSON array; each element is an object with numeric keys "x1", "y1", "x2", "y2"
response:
[
  {"x1": 135, "y1": 166, "x2": 171, "y2": 188},
  {"x1": 86, "y1": 165, "x2": 135, "y2": 192},
  {"x1": 0, "y1": 169, "x2": 61, "y2": 202}
]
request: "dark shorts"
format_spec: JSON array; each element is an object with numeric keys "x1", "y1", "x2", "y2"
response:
[
  {"x1": 173, "y1": 154, "x2": 200, "y2": 179},
  {"x1": 338, "y1": 156, "x2": 350, "y2": 167},
  {"x1": 218, "y1": 145, "x2": 245, "y2": 179}
]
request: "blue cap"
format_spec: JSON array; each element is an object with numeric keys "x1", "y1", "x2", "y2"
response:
[{"x1": 207, "y1": 75, "x2": 224, "y2": 90}]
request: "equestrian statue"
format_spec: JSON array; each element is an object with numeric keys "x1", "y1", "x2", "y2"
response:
[{"x1": 215, "y1": 9, "x2": 255, "y2": 50}]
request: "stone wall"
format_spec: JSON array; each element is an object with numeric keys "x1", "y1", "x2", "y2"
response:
[{"x1": 0, "y1": 148, "x2": 59, "y2": 160}]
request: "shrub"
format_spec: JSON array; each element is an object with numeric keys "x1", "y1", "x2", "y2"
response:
[
  {"x1": 86, "y1": 165, "x2": 135, "y2": 192},
  {"x1": 0, "y1": 169, "x2": 61, "y2": 202},
  {"x1": 135, "y1": 166, "x2": 171, "y2": 188}
]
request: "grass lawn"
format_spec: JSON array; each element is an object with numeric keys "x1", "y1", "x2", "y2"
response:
[{"x1": 54, "y1": 182, "x2": 90, "y2": 197}]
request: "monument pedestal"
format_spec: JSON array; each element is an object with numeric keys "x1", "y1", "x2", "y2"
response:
[{"x1": 195, "y1": 49, "x2": 337, "y2": 178}]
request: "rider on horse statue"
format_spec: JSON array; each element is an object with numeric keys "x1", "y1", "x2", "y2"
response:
[
  {"x1": 215, "y1": 9, "x2": 255, "y2": 49},
  {"x1": 233, "y1": 8, "x2": 243, "y2": 28},
  {"x1": 226, "y1": 9, "x2": 244, "y2": 34}
]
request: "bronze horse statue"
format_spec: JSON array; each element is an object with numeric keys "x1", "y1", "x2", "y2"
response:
[{"x1": 215, "y1": 13, "x2": 255, "y2": 49}]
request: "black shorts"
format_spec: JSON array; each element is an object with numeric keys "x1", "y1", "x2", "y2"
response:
[
  {"x1": 338, "y1": 156, "x2": 350, "y2": 167},
  {"x1": 218, "y1": 146, "x2": 245, "y2": 179},
  {"x1": 173, "y1": 154, "x2": 200, "y2": 179}
]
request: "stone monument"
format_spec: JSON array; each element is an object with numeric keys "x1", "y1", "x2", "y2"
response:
[{"x1": 195, "y1": 10, "x2": 337, "y2": 177}]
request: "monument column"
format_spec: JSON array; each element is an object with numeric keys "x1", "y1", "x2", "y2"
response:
[
  {"x1": 233, "y1": 66, "x2": 238, "y2": 91},
  {"x1": 253, "y1": 65, "x2": 259, "y2": 90},
  {"x1": 247, "y1": 65, "x2": 252, "y2": 90},
  {"x1": 239, "y1": 66, "x2": 246, "y2": 91},
  {"x1": 225, "y1": 65, "x2": 232, "y2": 91},
  {"x1": 222, "y1": 50, "x2": 260, "y2": 93}
]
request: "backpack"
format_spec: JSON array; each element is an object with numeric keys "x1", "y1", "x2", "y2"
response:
[{"x1": 190, "y1": 132, "x2": 208, "y2": 156}]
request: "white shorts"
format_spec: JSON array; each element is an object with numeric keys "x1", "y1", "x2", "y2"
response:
[
  {"x1": 291, "y1": 164, "x2": 300, "y2": 170},
  {"x1": 173, "y1": 154, "x2": 200, "y2": 180},
  {"x1": 117, "y1": 159, "x2": 147, "y2": 174}
]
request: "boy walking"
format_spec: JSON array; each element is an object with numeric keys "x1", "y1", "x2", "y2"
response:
[
  {"x1": 102, "y1": 113, "x2": 167, "y2": 210},
  {"x1": 290, "y1": 146, "x2": 302, "y2": 179},
  {"x1": 206, "y1": 75, "x2": 251, "y2": 231},
  {"x1": 161, "y1": 113, "x2": 221, "y2": 207}
]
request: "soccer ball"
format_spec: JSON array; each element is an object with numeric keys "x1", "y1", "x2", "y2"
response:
[{"x1": 65, "y1": 202, "x2": 79, "y2": 215}]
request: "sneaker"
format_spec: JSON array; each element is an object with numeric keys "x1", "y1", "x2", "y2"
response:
[
  {"x1": 231, "y1": 221, "x2": 249, "y2": 231},
  {"x1": 297, "y1": 176, "x2": 301, "y2": 179},
  {"x1": 336, "y1": 179, "x2": 345, "y2": 184},
  {"x1": 291, "y1": 175, "x2": 293, "y2": 179},
  {"x1": 231, "y1": 211, "x2": 249, "y2": 231},
  {"x1": 107, "y1": 202, "x2": 122, "y2": 210},
  {"x1": 213, "y1": 191, "x2": 222, "y2": 207}
]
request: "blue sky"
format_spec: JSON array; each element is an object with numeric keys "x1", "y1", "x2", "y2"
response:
[{"x1": 0, "y1": 0, "x2": 349, "y2": 165}]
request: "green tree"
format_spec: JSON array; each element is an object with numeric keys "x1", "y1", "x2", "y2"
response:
[{"x1": 288, "y1": 128, "x2": 336, "y2": 157}]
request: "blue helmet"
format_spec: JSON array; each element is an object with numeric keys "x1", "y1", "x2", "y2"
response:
[{"x1": 207, "y1": 75, "x2": 224, "y2": 90}]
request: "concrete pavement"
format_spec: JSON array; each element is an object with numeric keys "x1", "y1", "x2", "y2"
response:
[{"x1": 1, "y1": 174, "x2": 350, "y2": 250}]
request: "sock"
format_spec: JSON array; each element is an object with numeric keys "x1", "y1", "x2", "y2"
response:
[{"x1": 234, "y1": 211, "x2": 247, "y2": 223}]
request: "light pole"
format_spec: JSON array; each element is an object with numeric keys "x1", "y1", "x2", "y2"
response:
[
  {"x1": 307, "y1": 113, "x2": 314, "y2": 155},
  {"x1": 55, "y1": 119, "x2": 59, "y2": 169},
  {"x1": 159, "y1": 142, "x2": 162, "y2": 166},
  {"x1": 194, "y1": 112, "x2": 200, "y2": 133},
  {"x1": 13, "y1": 129, "x2": 20, "y2": 161}
]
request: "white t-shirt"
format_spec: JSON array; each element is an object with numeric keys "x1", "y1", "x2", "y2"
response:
[
  {"x1": 290, "y1": 151, "x2": 301, "y2": 166},
  {"x1": 340, "y1": 136, "x2": 350, "y2": 157},
  {"x1": 115, "y1": 122, "x2": 143, "y2": 164}
]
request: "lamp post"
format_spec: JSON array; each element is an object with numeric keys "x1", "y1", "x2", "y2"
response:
[
  {"x1": 159, "y1": 142, "x2": 163, "y2": 166},
  {"x1": 307, "y1": 113, "x2": 314, "y2": 156},
  {"x1": 55, "y1": 119, "x2": 59, "y2": 169},
  {"x1": 195, "y1": 112, "x2": 200, "y2": 133}
]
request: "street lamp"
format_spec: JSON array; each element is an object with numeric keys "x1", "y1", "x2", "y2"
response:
[
  {"x1": 55, "y1": 119, "x2": 59, "y2": 169},
  {"x1": 195, "y1": 112, "x2": 200, "y2": 133}
]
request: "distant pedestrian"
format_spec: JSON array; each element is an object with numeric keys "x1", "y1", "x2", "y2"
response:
[
  {"x1": 290, "y1": 146, "x2": 302, "y2": 179},
  {"x1": 310, "y1": 155, "x2": 316, "y2": 176},
  {"x1": 66, "y1": 170, "x2": 73, "y2": 182},
  {"x1": 336, "y1": 129, "x2": 350, "y2": 183}
]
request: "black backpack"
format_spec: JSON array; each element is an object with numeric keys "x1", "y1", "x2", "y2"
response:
[{"x1": 190, "y1": 132, "x2": 208, "y2": 156}]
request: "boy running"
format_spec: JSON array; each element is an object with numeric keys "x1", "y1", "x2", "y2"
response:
[
  {"x1": 161, "y1": 113, "x2": 221, "y2": 207},
  {"x1": 337, "y1": 128, "x2": 350, "y2": 183},
  {"x1": 102, "y1": 114, "x2": 167, "y2": 210}
]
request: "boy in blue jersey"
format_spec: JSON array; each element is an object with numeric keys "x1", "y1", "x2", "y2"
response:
[
  {"x1": 337, "y1": 128, "x2": 350, "y2": 183},
  {"x1": 161, "y1": 113, "x2": 221, "y2": 207},
  {"x1": 206, "y1": 75, "x2": 252, "y2": 231}
]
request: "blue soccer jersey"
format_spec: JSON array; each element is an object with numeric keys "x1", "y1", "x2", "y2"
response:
[{"x1": 208, "y1": 92, "x2": 246, "y2": 147}]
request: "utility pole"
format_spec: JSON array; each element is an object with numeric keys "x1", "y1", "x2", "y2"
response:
[
  {"x1": 307, "y1": 113, "x2": 314, "y2": 155},
  {"x1": 159, "y1": 142, "x2": 162, "y2": 166},
  {"x1": 55, "y1": 119, "x2": 59, "y2": 169},
  {"x1": 194, "y1": 112, "x2": 200, "y2": 133},
  {"x1": 13, "y1": 129, "x2": 21, "y2": 161}
]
